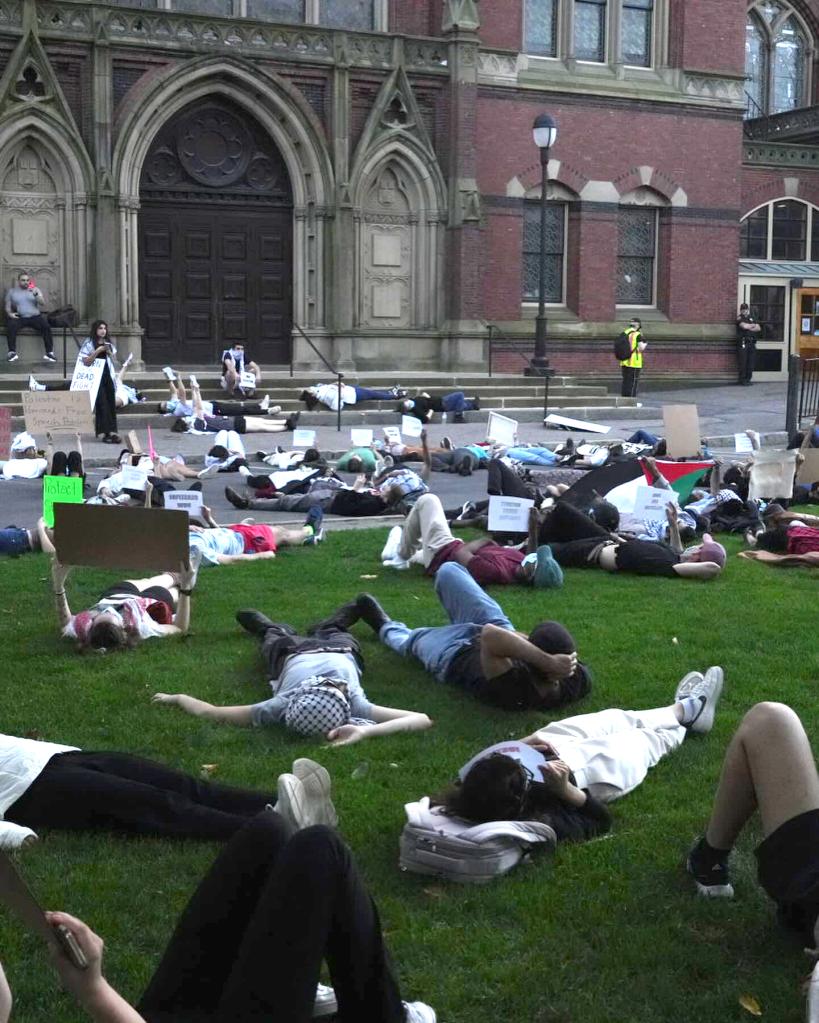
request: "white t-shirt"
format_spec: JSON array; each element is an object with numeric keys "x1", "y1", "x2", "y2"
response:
[
  {"x1": 313, "y1": 383, "x2": 357, "y2": 411},
  {"x1": 2, "y1": 458, "x2": 47, "y2": 480},
  {"x1": 0, "y1": 734, "x2": 78, "y2": 816}
]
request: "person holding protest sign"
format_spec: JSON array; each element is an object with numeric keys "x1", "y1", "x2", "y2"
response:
[
  {"x1": 50, "y1": 556, "x2": 196, "y2": 652},
  {"x1": 152, "y1": 606, "x2": 432, "y2": 746},
  {"x1": 159, "y1": 371, "x2": 277, "y2": 418},
  {"x1": 78, "y1": 320, "x2": 120, "y2": 444},
  {"x1": 171, "y1": 377, "x2": 298, "y2": 436},
  {"x1": 221, "y1": 343, "x2": 261, "y2": 396}
]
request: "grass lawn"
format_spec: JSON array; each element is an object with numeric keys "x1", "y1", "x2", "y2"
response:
[{"x1": 2, "y1": 522, "x2": 819, "y2": 1022}]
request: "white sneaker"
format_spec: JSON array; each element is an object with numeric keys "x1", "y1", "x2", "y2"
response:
[
  {"x1": 198, "y1": 463, "x2": 221, "y2": 479},
  {"x1": 384, "y1": 557, "x2": 411, "y2": 570},
  {"x1": 676, "y1": 667, "x2": 724, "y2": 735},
  {"x1": 28, "y1": 375, "x2": 45, "y2": 391},
  {"x1": 260, "y1": 394, "x2": 270, "y2": 410},
  {"x1": 276, "y1": 769, "x2": 336, "y2": 831},
  {"x1": 266, "y1": 405, "x2": 283, "y2": 416},
  {"x1": 189, "y1": 374, "x2": 199, "y2": 389},
  {"x1": 0, "y1": 821, "x2": 38, "y2": 851},
  {"x1": 674, "y1": 671, "x2": 704, "y2": 703},
  {"x1": 404, "y1": 1001, "x2": 437, "y2": 1023},
  {"x1": 292, "y1": 758, "x2": 337, "y2": 827},
  {"x1": 381, "y1": 524, "x2": 403, "y2": 562},
  {"x1": 313, "y1": 983, "x2": 337, "y2": 1018},
  {"x1": 162, "y1": 366, "x2": 176, "y2": 381}
]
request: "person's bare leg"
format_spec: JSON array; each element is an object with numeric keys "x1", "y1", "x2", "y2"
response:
[
  {"x1": 223, "y1": 359, "x2": 238, "y2": 393},
  {"x1": 248, "y1": 360, "x2": 261, "y2": 387},
  {"x1": 129, "y1": 573, "x2": 176, "y2": 591},
  {"x1": 243, "y1": 417, "x2": 287, "y2": 433},
  {"x1": 271, "y1": 525, "x2": 312, "y2": 548},
  {"x1": 705, "y1": 702, "x2": 819, "y2": 849}
]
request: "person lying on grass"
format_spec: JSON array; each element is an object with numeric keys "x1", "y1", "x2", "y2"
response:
[
  {"x1": 0, "y1": 727, "x2": 332, "y2": 846},
  {"x1": 537, "y1": 499, "x2": 726, "y2": 580},
  {"x1": 320, "y1": 565, "x2": 590, "y2": 712},
  {"x1": 153, "y1": 606, "x2": 432, "y2": 746},
  {"x1": 436, "y1": 667, "x2": 722, "y2": 840},
  {"x1": 0, "y1": 773, "x2": 436, "y2": 1023},
  {"x1": 187, "y1": 503, "x2": 325, "y2": 566},
  {"x1": 685, "y1": 702, "x2": 819, "y2": 1022}
]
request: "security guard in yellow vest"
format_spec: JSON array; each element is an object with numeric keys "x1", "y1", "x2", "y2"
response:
[{"x1": 620, "y1": 317, "x2": 646, "y2": 397}]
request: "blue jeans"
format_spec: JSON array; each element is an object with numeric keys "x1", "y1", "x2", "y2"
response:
[
  {"x1": 627, "y1": 429, "x2": 659, "y2": 446},
  {"x1": 379, "y1": 562, "x2": 513, "y2": 681},
  {"x1": 354, "y1": 386, "x2": 396, "y2": 402},
  {"x1": 441, "y1": 391, "x2": 476, "y2": 414},
  {"x1": 0, "y1": 527, "x2": 31, "y2": 556},
  {"x1": 506, "y1": 446, "x2": 559, "y2": 466}
]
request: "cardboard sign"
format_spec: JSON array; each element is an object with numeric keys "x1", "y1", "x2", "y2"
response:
[
  {"x1": 383, "y1": 426, "x2": 401, "y2": 444},
  {"x1": 486, "y1": 412, "x2": 518, "y2": 447},
  {"x1": 126, "y1": 430, "x2": 142, "y2": 455},
  {"x1": 42, "y1": 475, "x2": 84, "y2": 528},
  {"x1": 748, "y1": 450, "x2": 797, "y2": 501},
  {"x1": 292, "y1": 428, "x2": 316, "y2": 448},
  {"x1": 401, "y1": 415, "x2": 423, "y2": 438},
  {"x1": 120, "y1": 465, "x2": 149, "y2": 492},
  {"x1": 797, "y1": 430, "x2": 819, "y2": 485},
  {"x1": 734, "y1": 432, "x2": 755, "y2": 454},
  {"x1": 631, "y1": 485, "x2": 679, "y2": 524},
  {"x1": 22, "y1": 391, "x2": 93, "y2": 435},
  {"x1": 54, "y1": 504, "x2": 190, "y2": 571},
  {"x1": 351, "y1": 428, "x2": 373, "y2": 447},
  {"x1": 240, "y1": 371, "x2": 256, "y2": 390},
  {"x1": 70, "y1": 357, "x2": 104, "y2": 408},
  {"x1": 0, "y1": 407, "x2": 10, "y2": 460},
  {"x1": 487, "y1": 495, "x2": 534, "y2": 533},
  {"x1": 663, "y1": 405, "x2": 701, "y2": 459},
  {"x1": 163, "y1": 489, "x2": 204, "y2": 518},
  {"x1": 544, "y1": 413, "x2": 610, "y2": 435}
]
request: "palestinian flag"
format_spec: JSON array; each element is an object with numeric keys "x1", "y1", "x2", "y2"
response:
[{"x1": 563, "y1": 458, "x2": 713, "y2": 512}]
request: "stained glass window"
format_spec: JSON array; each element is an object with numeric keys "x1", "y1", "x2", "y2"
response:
[
  {"x1": 740, "y1": 207, "x2": 769, "y2": 259},
  {"x1": 246, "y1": 0, "x2": 304, "y2": 22},
  {"x1": 617, "y1": 207, "x2": 656, "y2": 305},
  {"x1": 319, "y1": 0, "x2": 374, "y2": 30},
  {"x1": 523, "y1": 201, "x2": 566, "y2": 303},
  {"x1": 622, "y1": 0, "x2": 652, "y2": 66},
  {"x1": 772, "y1": 16, "x2": 806, "y2": 113},
  {"x1": 525, "y1": 0, "x2": 558, "y2": 57},
  {"x1": 771, "y1": 199, "x2": 806, "y2": 260},
  {"x1": 574, "y1": 0, "x2": 607, "y2": 62}
]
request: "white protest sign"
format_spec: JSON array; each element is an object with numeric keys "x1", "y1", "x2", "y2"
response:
[
  {"x1": 486, "y1": 412, "x2": 518, "y2": 447},
  {"x1": 121, "y1": 465, "x2": 149, "y2": 492},
  {"x1": 632, "y1": 485, "x2": 679, "y2": 523},
  {"x1": 351, "y1": 428, "x2": 373, "y2": 447},
  {"x1": 383, "y1": 426, "x2": 402, "y2": 444},
  {"x1": 545, "y1": 413, "x2": 610, "y2": 435},
  {"x1": 70, "y1": 357, "x2": 105, "y2": 407},
  {"x1": 240, "y1": 371, "x2": 257, "y2": 390},
  {"x1": 163, "y1": 490, "x2": 204, "y2": 517},
  {"x1": 487, "y1": 495, "x2": 534, "y2": 533},
  {"x1": 734, "y1": 432, "x2": 755, "y2": 454},
  {"x1": 401, "y1": 415, "x2": 423, "y2": 438},
  {"x1": 292, "y1": 429, "x2": 316, "y2": 447}
]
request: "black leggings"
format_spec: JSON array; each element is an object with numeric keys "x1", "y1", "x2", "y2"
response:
[
  {"x1": 138, "y1": 817, "x2": 404, "y2": 1023},
  {"x1": 537, "y1": 500, "x2": 610, "y2": 545},
  {"x1": 487, "y1": 459, "x2": 534, "y2": 499},
  {"x1": 6, "y1": 751, "x2": 272, "y2": 840}
]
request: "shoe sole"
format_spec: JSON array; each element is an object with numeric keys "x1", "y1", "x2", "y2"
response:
[
  {"x1": 690, "y1": 666, "x2": 724, "y2": 735},
  {"x1": 292, "y1": 758, "x2": 337, "y2": 827},
  {"x1": 686, "y1": 852, "x2": 735, "y2": 898},
  {"x1": 275, "y1": 774, "x2": 305, "y2": 832}
]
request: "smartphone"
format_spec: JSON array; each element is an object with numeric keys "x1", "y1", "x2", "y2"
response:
[{"x1": 0, "y1": 852, "x2": 88, "y2": 970}]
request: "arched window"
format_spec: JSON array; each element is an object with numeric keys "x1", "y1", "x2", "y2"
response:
[
  {"x1": 521, "y1": 182, "x2": 576, "y2": 304},
  {"x1": 745, "y1": 2, "x2": 811, "y2": 116},
  {"x1": 740, "y1": 198, "x2": 819, "y2": 260}
]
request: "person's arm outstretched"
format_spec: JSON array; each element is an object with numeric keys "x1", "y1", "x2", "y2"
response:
[
  {"x1": 326, "y1": 704, "x2": 432, "y2": 747},
  {"x1": 480, "y1": 623, "x2": 576, "y2": 681},
  {"x1": 151, "y1": 693, "x2": 254, "y2": 726}
]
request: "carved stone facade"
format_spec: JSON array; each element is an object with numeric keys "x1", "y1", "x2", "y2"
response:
[{"x1": 0, "y1": 1, "x2": 805, "y2": 378}]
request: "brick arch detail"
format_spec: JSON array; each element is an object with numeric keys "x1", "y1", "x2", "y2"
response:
[
  {"x1": 742, "y1": 179, "x2": 819, "y2": 215},
  {"x1": 515, "y1": 158, "x2": 588, "y2": 197},
  {"x1": 613, "y1": 165, "x2": 683, "y2": 204}
]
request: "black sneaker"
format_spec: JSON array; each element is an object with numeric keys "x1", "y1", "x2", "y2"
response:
[
  {"x1": 43, "y1": 351, "x2": 57, "y2": 362},
  {"x1": 224, "y1": 486, "x2": 249, "y2": 510},
  {"x1": 355, "y1": 593, "x2": 390, "y2": 634},
  {"x1": 285, "y1": 411, "x2": 301, "y2": 431},
  {"x1": 686, "y1": 837, "x2": 734, "y2": 898},
  {"x1": 472, "y1": 395, "x2": 481, "y2": 411},
  {"x1": 7, "y1": 351, "x2": 18, "y2": 362},
  {"x1": 235, "y1": 609, "x2": 276, "y2": 636},
  {"x1": 307, "y1": 599, "x2": 361, "y2": 635}
]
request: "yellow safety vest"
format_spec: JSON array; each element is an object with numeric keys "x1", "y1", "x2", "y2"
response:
[{"x1": 620, "y1": 329, "x2": 643, "y2": 369}]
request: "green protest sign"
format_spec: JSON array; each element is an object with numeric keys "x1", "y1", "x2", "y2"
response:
[{"x1": 43, "y1": 475, "x2": 84, "y2": 528}]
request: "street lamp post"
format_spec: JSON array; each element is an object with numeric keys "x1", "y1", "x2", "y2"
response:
[{"x1": 531, "y1": 112, "x2": 558, "y2": 374}]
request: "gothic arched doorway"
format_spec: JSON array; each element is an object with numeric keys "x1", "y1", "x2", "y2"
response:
[{"x1": 138, "y1": 98, "x2": 293, "y2": 364}]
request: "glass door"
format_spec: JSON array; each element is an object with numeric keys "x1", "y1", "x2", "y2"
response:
[
  {"x1": 796, "y1": 288, "x2": 819, "y2": 358},
  {"x1": 737, "y1": 276, "x2": 789, "y2": 377}
]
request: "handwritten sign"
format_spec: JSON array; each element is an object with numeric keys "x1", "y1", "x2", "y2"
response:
[
  {"x1": 240, "y1": 371, "x2": 256, "y2": 390},
  {"x1": 383, "y1": 426, "x2": 401, "y2": 444},
  {"x1": 486, "y1": 412, "x2": 518, "y2": 447},
  {"x1": 487, "y1": 495, "x2": 534, "y2": 533},
  {"x1": 70, "y1": 357, "x2": 104, "y2": 407},
  {"x1": 734, "y1": 432, "x2": 755, "y2": 454},
  {"x1": 401, "y1": 415, "x2": 423, "y2": 438},
  {"x1": 632, "y1": 485, "x2": 679, "y2": 524},
  {"x1": 163, "y1": 490, "x2": 204, "y2": 517},
  {"x1": 22, "y1": 391, "x2": 94, "y2": 435},
  {"x1": 121, "y1": 465, "x2": 149, "y2": 492},
  {"x1": 42, "y1": 475, "x2": 83, "y2": 528},
  {"x1": 0, "y1": 407, "x2": 10, "y2": 460},
  {"x1": 351, "y1": 428, "x2": 373, "y2": 447},
  {"x1": 293, "y1": 428, "x2": 316, "y2": 447}
]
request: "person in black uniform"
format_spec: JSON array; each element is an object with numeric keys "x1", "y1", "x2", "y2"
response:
[{"x1": 736, "y1": 304, "x2": 761, "y2": 386}]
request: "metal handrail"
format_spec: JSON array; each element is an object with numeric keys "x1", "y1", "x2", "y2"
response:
[
  {"x1": 799, "y1": 357, "x2": 819, "y2": 424},
  {"x1": 486, "y1": 323, "x2": 553, "y2": 418},
  {"x1": 292, "y1": 322, "x2": 344, "y2": 432}
]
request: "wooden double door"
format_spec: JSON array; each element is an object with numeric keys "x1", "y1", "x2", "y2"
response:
[
  {"x1": 138, "y1": 98, "x2": 293, "y2": 365},
  {"x1": 139, "y1": 205, "x2": 292, "y2": 365}
]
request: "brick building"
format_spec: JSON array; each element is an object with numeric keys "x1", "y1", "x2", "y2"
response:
[{"x1": 0, "y1": 0, "x2": 817, "y2": 380}]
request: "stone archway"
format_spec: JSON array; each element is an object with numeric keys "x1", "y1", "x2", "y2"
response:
[{"x1": 138, "y1": 97, "x2": 293, "y2": 364}]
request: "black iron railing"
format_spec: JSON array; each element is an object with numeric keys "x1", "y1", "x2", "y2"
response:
[
  {"x1": 291, "y1": 322, "x2": 344, "y2": 432},
  {"x1": 799, "y1": 358, "x2": 819, "y2": 424},
  {"x1": 487, "y1": 323, "x2": 554, "y2": 417}
]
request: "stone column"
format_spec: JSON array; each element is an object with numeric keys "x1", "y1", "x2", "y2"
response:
[
  {"x1": 441, "y1": 0, "x2": 486, "y2": 371},
  {"x1": 328, "y1": 32, "x2": 355, "y2": 373}
]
